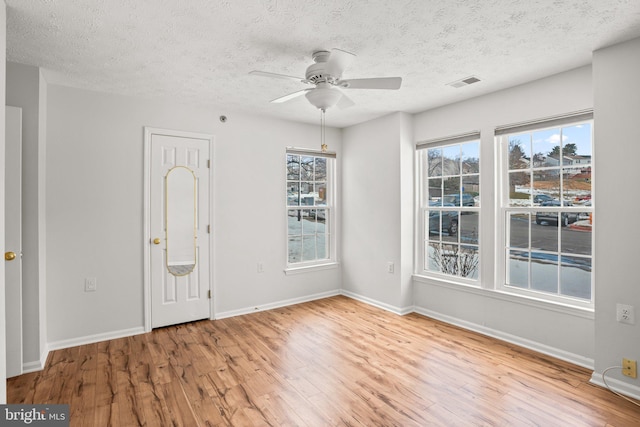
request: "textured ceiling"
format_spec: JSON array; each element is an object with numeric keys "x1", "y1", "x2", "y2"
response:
[{"x1": 6, "y1": 0, "x2": 640, "y2": 128}]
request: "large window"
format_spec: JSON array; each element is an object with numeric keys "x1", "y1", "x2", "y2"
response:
[
  {"x1": 417, "y1": 133, "x2": 480, "y2": 280},
  {"x1": 498, "y1": 112, "x2": 593, "y2": 306},
  {"x1": 286, "y1": 148, "x2": 335, "y2": 268}
]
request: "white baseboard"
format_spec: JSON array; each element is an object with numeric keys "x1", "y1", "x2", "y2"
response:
[
  {"x1": 22, "y1": 348, "x2": 49, "y2": 374},
  {"x1": 214, "y1": 289, "x2": 341, "y2": 320},
  {"x1": 340, "y1": 290, "x2": 414, "y2": 316},
  {"x1": 47, "y1": 326, "x2": 146, "y2": 352},
  {"x1": 590, "y1": 371, "x2": 640, "y2": 401},
  {"x1": 413, "y1": 306, "x2": 594, "y2": 369}
]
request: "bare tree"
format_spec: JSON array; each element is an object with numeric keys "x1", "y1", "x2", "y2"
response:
[{"x1": 429, "y1": 244, "x2": 479, "y2": 278}]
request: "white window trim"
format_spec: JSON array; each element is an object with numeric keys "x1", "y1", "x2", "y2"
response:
[
  {"x1": 494, "y1": 114, "x2": 594, "y2": 310},
  {"x1": 284, "y1": 148, "x2": 338, "y2": 272}
]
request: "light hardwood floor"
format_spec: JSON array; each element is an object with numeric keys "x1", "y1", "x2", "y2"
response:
[{"x1": 8, "y1": 295, "x2": 640, "y2": 426}]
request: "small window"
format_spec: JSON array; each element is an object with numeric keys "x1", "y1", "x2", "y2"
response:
[
  {"x1": 286, "y1": 149, "x2": 336, "y2": 268},
  {"x1": 417, "y1": 134, "x2": 480, "y2": 280}
]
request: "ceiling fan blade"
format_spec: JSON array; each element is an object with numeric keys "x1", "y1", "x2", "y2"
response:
[
  {"x1": 249, "y1": 70, "x2": 305, "y2": 83},
  {"x1": 337, "y1": 91, "x2": 355, "y2": 109},
  {"x1": 338, "y1": 77, "x2": 402, "y2": 90},
  {"x1": 270, "y1": 88, "x2": 312, "y2": 103},
  {"x1": 325, "y1": 48, "x2": 355, "y2": 78}
]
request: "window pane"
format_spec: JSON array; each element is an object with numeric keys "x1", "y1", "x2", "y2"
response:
[
  {"x1": 462, "y1": 176, "x2": 479, "y2": 206},
  {"x1": 287, "y1": 209, "x2": 302, "y2": 234},
  {"x1": 428, "y1": 178, "x2": 442, "y2": 204},
  {"x1": 532, "y1": 128, "x2": 561, "y2": 164},
  {"x1": 509, "y1": 212, "x2": 529, "y2": 248},
  {"x1": 442, "y1": 211, "x2": 459, "y2": 243},
  {"x1": 301, "y1": 235, "x2": 316, "y2": 261},
  {"x1": 316, "y1": 209, "x2": 327, "y2": 229},
  {"x1": 314, "y1": 157, "x2": 327, "y2": 180},
  {"x1": 532, "y1": 211, "x2": 558, "y2": 252},
  {"x1": 461, "y1": 142, "x2": 480, "y2": 174},
  {"x1": 508, "y1": 250, "x2": 529, "y2": 288},
  {"x1": 428, "y1": 148, "x2": 442, "y2": 177},
  {"x1": 460, "y1": 245, "x2": 479, "y2": 279},
  {"x1": 443, "y1": 177, "x2": 461, "y2": 205},
  {"x1": 442, "y1": 145, "x2": 461, "y2": 175},
  {"x1": 508, "y1": 135, "x2": 530, "y2": 170},
  {"x1": 300, "y1": 156, "x2": 314, "y2": 180},
  {"x1": 315, "y1": 183, "x2": 327, "y2": 205},
  {"x1": 288, "y1": 236, "x2": 301, "y2": 263},
  {"x1": 561, "y1": 221, "x2": 591, "y2": 256},
  {"x1": 287, "y1": 182, "x2": 300, "y2": 206},
  {"x1": 287, "y1": 154, "x2": 300, "y2": 180},
  {"x1": 427, "y1": 242, "x2": 440, "y2": 272},
  {"x1": 560, "y1": 256, "x2": 591, "y2": 300},
  {"x1": 563, "y1": 167, "x2": 591, "y2": 204},
  {"x1": 316, "y1": 235, "x2": 328, "y2": 259},
  {"x1": 531, "y1": 252, "x2": 558, "y2": 294},
  {"x1": 302, "y1": 212, "x2": 316, "y2": 234},
  {"x1": 460, "y1": 212, "x2": 479, "y2": 245},
  {"x1": 439, "y1": 244, "x2": 459, "y2": 276},
  {"x1": 509, "y1": 171, "x2": 531, "y2": 206},
  {"x1": 533, "y1": 170, "x2": 560, "y2": 201},
  {"x1": 427, "y1": 210, "x2": 441, "y2": 242},
  {"x1": 562, "y1": 123, "x2": 592, "y2": 160}
]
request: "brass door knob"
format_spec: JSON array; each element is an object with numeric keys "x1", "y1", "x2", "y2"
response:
[
  {"x1": 5, "y1": 251, "x2": 16, "y2": 261},
  {"x1": 153, "y1": 238, "x2": 161, "y2": 245}
]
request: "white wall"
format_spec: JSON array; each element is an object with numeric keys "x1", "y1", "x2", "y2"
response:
[
  {"x1": 45, "y1": 85, "x2": 342, "y2": 345},
  {"x1": 411, "y1": 66, "x2": 596, "y2": 366},
  {"x1": 592, "y1": 37, "x2": 640, "y2": 397},
  {"x1": 342, "y1": 112, "x2": 414, "y2": 313},
  {"x1": 6, "y1": 62, "x2": 46, "y2": 370}
]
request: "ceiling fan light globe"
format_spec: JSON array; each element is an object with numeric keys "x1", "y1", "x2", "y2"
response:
[{"x1": 305, "y1": 86, "x2": 342, "y2": 110}]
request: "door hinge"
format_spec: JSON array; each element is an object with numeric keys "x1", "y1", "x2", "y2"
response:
[
  {"x1": 207, "y1": 225, "x2": 211, "y2": 233},
  {"x1": 208, "y1": 290, "x2": 212, "y2": 299},
  {"x1": 207, "y1": 159, "x2": 210, "y2": 168}
]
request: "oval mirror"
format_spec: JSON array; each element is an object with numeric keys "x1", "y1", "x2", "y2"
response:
[{"x1": 166, "y1": 166, "x2": 196, "y2": 276}]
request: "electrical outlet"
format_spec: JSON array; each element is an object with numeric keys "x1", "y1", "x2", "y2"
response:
[
  {"x1": 387, "y1": 262, "x2": 395, "y2": 274},
  {"x1": 616, "y1": 304, "x2": 635, "y2": 324},
  {"x1": 622, "y1": 358, "x2": 637, "y2": 379},
  {"x1": 257, "y1": 262, "x2": 264, "y2": 273},
  {"x1": 85, "y1": 277, "x2": 97, "y2": 292}
]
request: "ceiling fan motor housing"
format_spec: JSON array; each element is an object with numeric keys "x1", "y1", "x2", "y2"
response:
[{"x1": 306, "y1": 50, "x2": 335, "y2": 83}]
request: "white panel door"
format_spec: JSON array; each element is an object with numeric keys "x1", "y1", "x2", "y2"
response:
[
  {"x1": 149, "y1": 130, "x2": 211, "y2": 328},
  {"x1": 5, "y1": 106, "x2": 22, "y2": 377}
]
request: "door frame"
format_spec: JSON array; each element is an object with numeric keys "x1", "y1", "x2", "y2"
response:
[
  {"x1": 143, "y1": 127, "x2": 215, "y2": 332},
  {"x1": 5, "y1": 106, "x2": 22, "y2": 377}
]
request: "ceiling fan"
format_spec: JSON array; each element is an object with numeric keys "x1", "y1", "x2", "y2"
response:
[{"x1": 249, "y1": 48, "x2": 402, "y2": 111}]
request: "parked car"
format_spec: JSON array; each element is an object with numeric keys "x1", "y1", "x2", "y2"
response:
[
  {"x1": 533, "y1": 193, "x2": 554, "y2": 204},
  {"x1": 428, "y1": 201, "x2": 458, "y2": 235},
  {"x1": 535, "y1": 200, "x2": 578, "y2": 226},
  {"x1": 443, "y1": 193, "x2": 475, "y2": 207}
]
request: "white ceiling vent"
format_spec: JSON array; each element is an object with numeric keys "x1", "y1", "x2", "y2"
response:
[{"x1": 447, "y1": 76, "x2": 481, "y2": 88}]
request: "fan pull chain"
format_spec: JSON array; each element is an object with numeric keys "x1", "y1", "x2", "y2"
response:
[{"x1": 321, "y1": 108, "x2": 328, "y2": 153}]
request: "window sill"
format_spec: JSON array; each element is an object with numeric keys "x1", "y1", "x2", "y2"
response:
[
  {"x1": 284, "y1": 262, "x2": 339, "y2": 275},
  {"x1": 412, "y1": 274, "x2": 594, "y2": 319}
]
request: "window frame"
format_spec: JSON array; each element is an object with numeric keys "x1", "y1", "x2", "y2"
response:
[
  {"x1": 415, "y1": 132, "x2": 481, "y2": 283},
  {"x1": 496, "y1": 114, "x2": 594, "y2": 309},
  {"x1": 285, "y1": 147, "x2": 337, "y2": 273}
]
